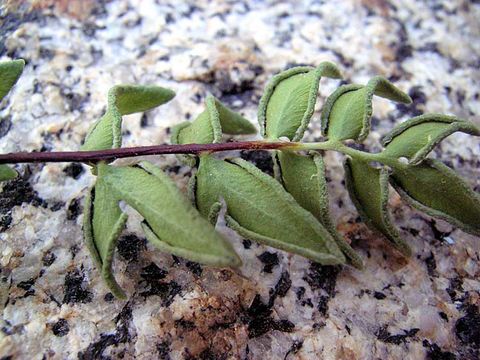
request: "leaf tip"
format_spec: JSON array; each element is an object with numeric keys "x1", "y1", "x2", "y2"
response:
[{"x1": 317, "y1": 61, "x2": 343, "y2": 79}]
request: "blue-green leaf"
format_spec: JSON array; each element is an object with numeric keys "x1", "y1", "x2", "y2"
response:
[
  {"x1": 171, "y1": 95, "x2": 256, "y2": 166},
  {"x1": 344, "y1": 158, "x2": 411, "y2": 256},
  {"x1": 382, "y1": 114, "x2": 480, "y2": 164},
  {"x1": 321, "y1": 76, "x2": 412, "y2": 141},
  {"x1": 391, "y1": 159, "x2": 480, "y2": 236},
  {"x1": 276, "y1": 150, "x2": 363, "y2": 268},
  {"x1": 171, "y1": 95, "x2": 256, "y2": 146},
  {"x1": 258, "y1": 62, "x2": 342, "y2": 141},
  {"x1": 195, "y1": 155, "x2": 346, "y2": 265},
  {"x1": 82, "y1": 85, "x2": 175, "y2": 151},
  {"x1": 0, "y1": 165, "x2": 18, "y2": 182},
  {"x1": 0, "y1": 59, "x2": 24, "y2": 101},
  {"x1": 99, "y1": 162, "x2": 241, "y2": 268},
  {"x1": 83, "y1": 174, "x2": 128, "y2": 299}
]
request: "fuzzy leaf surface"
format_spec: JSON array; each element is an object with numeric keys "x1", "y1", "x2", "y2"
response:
[
  {"x1": 258, "y1": 62, "x2": 341, "y2": 141},
  {"x1": 344, "y1": 158, "x2": 411, "y2": 256},
  {"x1": 82, "y1": 85, "x2": 175, "y2": 151},
  {"x1": 276, "y1": 151, "x2": 363, "y2": 268},
  {"x1": 99, "y1": 162, "x2": 240, "y2": 267},
  {"x1": 0, "y1": 59, "x2": 24, "y2": 101},
  {"x1": 0, "y1": 165, "x2": 18, "y2": 182},
  {"x1": 83, "y1": 174, "x2": 128, "y2": 299},
  {"x1": 195, "y1": 155, "x2": 345, "y2": 265},
  {"x1": 382, "y1": 114, "x2": 480, "y2": 164},
  {"x1": 321, "y1": 76, "x2": 411, "y2": 141},
  {"x1": 391, "y1": 159, "x2": 480, "y2": 236},
  {"x1": 172, "y1": 95, "x2": 256, "y2": 145}
]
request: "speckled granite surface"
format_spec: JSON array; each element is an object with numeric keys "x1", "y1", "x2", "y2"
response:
[{"x1": 1, "y1": 1, "x2": 479, "y2": 359}]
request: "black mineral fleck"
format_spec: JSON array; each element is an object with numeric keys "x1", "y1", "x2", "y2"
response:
[
  {"x1": 423, "y1": 340, "x2": 456, "y2": 360},
  {"x1": 439, "y1": 312, "x2": 448, "y2": 322},
  {"x1": 140, "y1": 263, "x2": 168, "y2": 281},
  {"x1": 242, "y1": 239, "x2": 252, "y2": 249},
  {"x1": 284, "y1": 340, "x2": 303, "y2": 359},
  {"x1": 242, "y1": 294, "x2": 295, "y2": 338},
  {"x1": 51, "y1": 318, "x2": 69, "y2": 337},
  {"x1": 0, "y1": 117, "x2": 12, "y2": 138},
  {"x1": 156, "y1": 340, "x2": 171, "y2": 360},
  {"x1": 78, "y1": 333, "x2": 117, "y2": 360},
  {"x1": 446, "y1": 276, "x2": 463, "y2": 302},
  {"x1": 116, "y1": 234, "x2": 146, "y2": 262},
  {"x1": 185, "y1": 261, "x2": 203, "y2": 276},
  {"x1": 269, "y1": 271, "x2": 291, "y2": 306},
  {"x1": 66, "y1": 198, "x2": 82, "y2": 220},
  {"x1": 396, "y1": 86, "x2": 427, "y2": 117},
  {"x1": 78, "y1": 301, "x2": 133, "y2": 359},
  {"x1": 455, "y1": 305, "x2": 480, "y2": 348},
  {"x1": 42, "y1": 251, "x2": 56, "y2": 267},
  {"x1": 303, "y1": 263, "x2": 340, "y2": 295},
  {"x1": 174, "y1": 319, "x2": 196, "y2": 330},
  {"x1": 49, "y1": 201, "x2": 65, "y2": 212},
  {"x1": 63, "y1": 269, "x2": 93, "y2": 304},
  {"x1": 104, "y1": 292, "x2": 114, "y2": 302},
  {"x1": 140, "y1": 280, "x2": 181, "y2": 306},
  {"x1": 63, "y1": 163, "x2": 85, "y2": 180},
  {"x1": 0, "y1": 169, "x2": 45, "y2": 231},
  {"x1": 257, "y1": 251, "x2": 279, "y2": 273},
  {"x1": 17, "y1": 278, "x2": 35, "y2": 291},
  {"x1": 425, "y1": 252, "x2": 438, "y2": 277},
  {"x1": 303, "y1": 263, "x2": 341, "y2": 315},
  {"x1": 373, "y1": 291, "x2": 387, "y2": 300},
  {"x1": 376, "y1": 325, "x2": 419, "y2": 345}
]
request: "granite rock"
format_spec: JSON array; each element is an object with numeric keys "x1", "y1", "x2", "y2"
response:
[{"x1": 0, "y1": 1, "x2": 479, "y2": 359}]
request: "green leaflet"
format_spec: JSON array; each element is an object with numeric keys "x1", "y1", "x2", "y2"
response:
[
  {"x1": 82, "y1": 85, "x2": 175, "y2": 151},
  {"x1": 171, "y1": 95, "x2": 256, "y2": 166},
  {"x1": 195, "y1": 155, "x2": 346, "y2": 265},
  {"x1": 382, "y1": 114, "x2": 480, "y2": 164},
  {"x1": 83, "y1": 172, "x2": 128, "y2": 299},
  {"x1": 321, "y1": 77, "x2": 412, "y2": 141},
  {"x1": 0, "y1": 59, "x2": 25, "y2": 102},
  {"x1": 390, "y1": 159, "x2": 480, "y2": 236},
  {"x1": 344, "y1": 158, "x2": 411, "y2": 256},
  {"x1": 99, "y1": 161, "x2": 241, "y2": 268},
  {"x1": 171, "y1": 95, "x2": 256, "y2": 145},
  {"x1": 276, "y1": 150, "x2": 363, "y2": 268},
  {"x1": 82, "y1": 112, "x2": 117, "y2": 152},
  {"x1": 0, "y1": 61, "x2": 23, "y2": 183},
  {"x1": 0, "y1": 165, "x2": 17, "y2": 182},
  {"x1": 258, "y1": 62, "x2": 342, "y2": 141}
]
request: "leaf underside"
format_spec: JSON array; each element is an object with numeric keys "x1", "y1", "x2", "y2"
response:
[
  {"x1": 258, "y1": 62, "x2": 342, "y2": 141},
  {"x1": 382, "y1": 114, "x2": 480, "y2": 164},
  {"x1": 322, "y1": 76, "x2": 411, "y2": 141},
  {"x1": 391, "y1": 159, "x2": 480, "y2": 236},
  {"x1": 83, "y1": 179, "x2": 128, "y2": 299},
  {"x1": 99, "y1": 161, "x2": 241, "y2": 267},
  {"x1": 173, "y1": 95, "x2": 256, "y2": 146},
  {"x1": 344, "y1": 158, "x2": 411, "y2": 256},
  {"x1": 171, "y1": 95, "x2": 256, "y2": 165},
  {"x1": 195, "y1": 155, "x2": 346, "y2": 265},
  {"x1": 276, "y1": 150, "x2": 363, "y2": 268},
  {"x1": 0, "y1": 165, "x2": 18, "y2": 182},
  {"x1": 0, "y1": 59, "x2": 25, "y2": 101},
  {"x1": 82, "y1": 85, "x2": 175, "y2": 151}
]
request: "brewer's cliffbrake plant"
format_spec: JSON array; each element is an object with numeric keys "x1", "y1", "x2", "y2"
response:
[{"x1": 1, "y1": 59, "x2": 479, "y2": 299}]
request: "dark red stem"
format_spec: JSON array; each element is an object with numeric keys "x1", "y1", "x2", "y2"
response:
[{"x1": 0, "y1": 141, "x2": 291, "y2": 164}]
